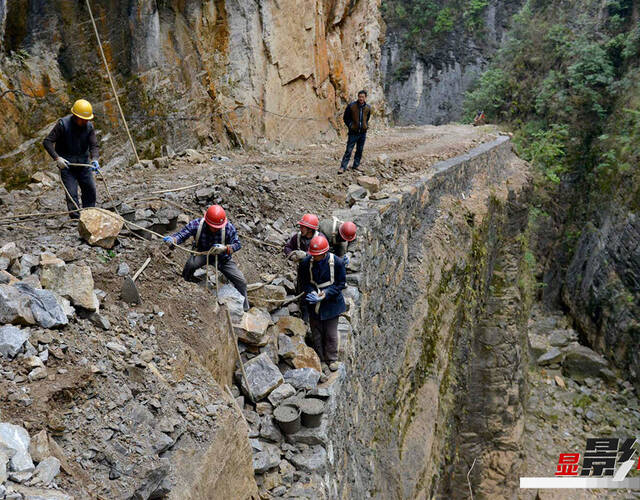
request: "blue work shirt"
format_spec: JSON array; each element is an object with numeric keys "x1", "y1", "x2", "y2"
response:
[
  {"x1": 171, "y1": 218, "x2": 241, "y2": 263},
  {"x1": 299, "y1": 253, "x2": 346, "y2": 320}
]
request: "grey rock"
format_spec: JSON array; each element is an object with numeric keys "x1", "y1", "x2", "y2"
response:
[
  {"x1": 278, "y1": 334, "x2": 299, "y2": 360},
  {"x1": 549, "y1": 329, "x2": 577, "y2": 347},
  {"x1": 217, "y1": 284, "x2": 245, "y2": 324},
  {"x1": 88, "y1": 312, "x2": 111, "y2": 331},
  {"x1": 260, "y1": 416, "x2": 284, "y2": 443},
  {"x1": 0, "y1": 242, "x2": 20, "y2": 263},
  {"x1": 346, "y1": 185, "x2": 367, "y2": 206},
  {"x1": 562, "y1": 343, "x2": 608, "y2": 381},
  {"x1": 121, "y1": 277, "x2": 141, "y2": 305},
  {"x1": 151, "y1": 432, "x2": 174, "y2": 455},
  {"x1": 19, "y1": 254, "x2": 39, "y2": 278},
  {"x1": 14, "y1": 283, "x2": 68, "y2": 329},
  {"x1": 242, "y1": 353, "x2": 284, "y2": 400},
  {"x1": 283, "y1": 368, "x2": 321, "y2": 391},
  {"x1": 0, "y1": 326, "x2": 29, "y2": 358},
  {"x1": 236, "y1": 308, "x2": 272, "y2": 346},
  {"x1": 26, "y1": 456, "x2": 60, "y2": 486},
  {"x1": 528, "y1": 333, "x2": 549, "y2": 359},
  {"x1": 28, "y1": 367, "x2": 47, "y2": 381},
  {"x1": 252, "y1": 443, "x2": 281, "y2": 473},
  {"x1": 290, "y1": 445, "x2": 327, "y2": 473},
  {"x1": 0, "y1": 422, "x2": 34, "y2": 480},
  {"x1": 268, "y1": 383, "x2": 296, "y2": 406},
  {"x1": 117, "y1": 262, "x2": 131, "y2": 277},
  {"x1": 4, "y1": 484, "x2": 74, "y2": 500},
  {"x1": 0, "y1": 285, "x2": 35, "y2": 325},
  {"x1": 106, "y1": 342, "x2": 128, "y2": 354},
  {"x1": 285, "y1": 418, "x2": 328, "y2": 446},
  {"x1": 537, "y1": 347, "x2": 564, "y2": 366},
  {"x1": 129, "y1": 464, "x2": 169, "y2": 500}
]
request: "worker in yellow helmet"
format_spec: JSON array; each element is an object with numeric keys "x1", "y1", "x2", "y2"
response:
[{"x1": 43, "y1": 99, "x2": 100, "y2": 219}]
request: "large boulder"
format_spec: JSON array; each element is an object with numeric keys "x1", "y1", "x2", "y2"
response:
[
  {"x1": 0, "y1": 285, "x2": 35, "y2": 325},
  {"x1": 291, "y1": 343, "x2": 322, "y2": 372},
  {"x1": 247, "y1": 284, "x2": 287, "y2": 312},
  {"x1": 284, "y1": 368, "x2": 321, "y2": 391},
  {"x1": 562, "y1": 343, "x2": 608, "y2": 381},
  {"x1": 241, "y1": 353, "x2": 283, "y2": 401},
  {"x1": 275, "y1": 316, "x2": 307, "y2": 337},
  {"x1": 0, "y1": 325, "x2": 29, "y2": 358},
  {"x1": 78, "y1": 207, "x2": 124, "y2": 249},
  {"x1": 357, "y1": 175, "x2": 381, "y2": 193},
  {"x1": 218, "y1": 284, "x2": 245, "y2": 324},
  {"x1": 40, "y1": 262, "x2": 99, "y2": 311},
  {"x1": 236, "y1": 308, "x2": 272, "y2": 346},
  {"x1": 537, "y1": 347, "x2": 564, "y2": 366}
]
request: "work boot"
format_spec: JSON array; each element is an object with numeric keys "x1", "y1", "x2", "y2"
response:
[
  {"x1": 329, "y1": 361, "x2": 339, "y2": 372},
  {"x1": 337, "y1": 168, "x2": 345, "y2": 175}
]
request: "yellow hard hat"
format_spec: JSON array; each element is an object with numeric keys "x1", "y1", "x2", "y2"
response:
[{"x1": 71, "y1": 99, "x2": 94, "y2": 120}]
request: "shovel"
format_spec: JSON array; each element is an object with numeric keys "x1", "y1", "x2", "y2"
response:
[{"x1": 121, "y1": 257, "x2": 151, "y2": 304}]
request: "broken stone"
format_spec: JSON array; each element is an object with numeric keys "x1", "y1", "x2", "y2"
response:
[
  {"x1": 247, "y1": 284, "x2": 287, "y2": 312},
  {"x1": 28, "y1": 367, "x2": 47, "y2": 381},
  {"x1": 290, "y1": 445, "x2": 327, "y2": 473},
  {"x1": 39, "y1": 253, "x2": 64, "y2": 267},
  {"x1": 0, "y1": 326, "x2": 30, "y2": 358},
  {"x1": 267, "y1": 383, "x2": 296, "y2": 406},
  {"x1": 236, "y1": 308, "x2": 272, "y2": 346},
  {"x1": 275, "y1": 316, "x2": 307, "y2": 337},
  {"x1": 537, "y1": 347, "x2": 564, "y2": 366},
  {"x1": 18, "y1": 254, "x2": 39, "y2": 278},
  {"x1": 130, "y1": 464, "x2": 170, "y2": 500},
  {"x1": 40, "y1": 263, "x2": 99, "y2": 311},
  {"x1": 88, "y1": 312, "x2": 110, "y2": 331},
  {"x1": 26, "y1": 456, "x2": 60, "y2": 486},
  {"x1": 291, "y1": 343, "x2": 322, "y2": 372},
  {"x1": 78, "y1": 207, "x2": 124, "y2": 249},
  {"x1": 562, "y1": 343, "x2": 608, "y2": 382},
  {"x1": 283, "y1": 368, "x2": 321, "y2": 391},
  {"x1": 13, "y1": 283, "x2": 68, "y2": 329},
  {"x1": 0, "y1": 285, "x2": 35, "y2": 325},
  {"x1": 260, "y1": 416, "x2": 284, "y2": 443},
  {"x1": 241, "y1": 352, "x2": 283, "y2": 400},
  {"x1": 218, "y1": 284, "x2": 245, "y2": 323},
  {"x1": 28, "y1": 430, "x2": 50, "y2": 463},
  {"x1": 24, "y1": 356, "x2": 44, "y2": 369},
  {"x1": 0, "y1": 242, "x2": 20, "y2": 263},
  {"x1": 106, "y1": 342, "x2": 128, "y2": 354},
  {"x1": 346, "y1": 185, "x2": 367, "y2": 206},
  {"x1": 117, "y1": 262, "x2": 130, "y2": 277},
  {"x1": 278, "y1": 334, "x2": 300, "y2": 360},
  {"x1": 356, "y1": 175, "x2": 380, "y2": 193},
  {"x1": 0, "y1": 423, "x2": 34, "y2": 481},
  {"x1": 121, "y1": 276, "x2": 141, "y2": 305},
  {"x1": 549, "y1": 329, "x2": 577, "y2": 348}
]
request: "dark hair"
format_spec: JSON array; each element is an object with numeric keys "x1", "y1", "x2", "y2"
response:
[{"x1": 357, "y1": 90, "x2": 367, "y2": 96}]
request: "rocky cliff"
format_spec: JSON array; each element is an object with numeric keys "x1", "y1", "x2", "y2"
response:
[
  {"x1": 381, "y1": 0, "x2": 522, "y2": 125},
  {"x1": 0, "y1": 0, "x2": 384, "y2": 186},
  {"x1": 326, "y1": 136, "x2": 532, "y2": 498}
]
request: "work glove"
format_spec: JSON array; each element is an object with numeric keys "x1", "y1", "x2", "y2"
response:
[
  {"x1": 213, "y1": 244, "x2": 227, "y2": 255},
  {"x1": 90, "y1": 160, "x2": 100, "y2": 173},
  {"x1": 343, "y1": 255, "x2": 350, "y2": 267},
  {"x1": 305, "y1": 291, "x2": 325, "y2": 304},
  {"x1": 288, "y1": 250, "x2": 307, "y2": 262},
  {"x1": 56, "y1": 157, "x2": 69, "y2": 170},
  {"x1": 163, "y1": 236, "x2": 175, "y2": 248}
]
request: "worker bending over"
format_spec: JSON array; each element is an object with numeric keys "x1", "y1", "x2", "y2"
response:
[
  {"x1": 300, "y1": 235, "x2": 346, "y2": 371},
  {"x1": 164, "y1": 205, "x2": 249, "y2": 311},
  {"x1": 318, "y1": 218, "x2": 357, "y2": 258},
  {"x1": 43, "y1": 99, "x2": 101, "y2": 218},
  {"x1": 284, "y1": 213, "x2": 325, "y2": 262}
]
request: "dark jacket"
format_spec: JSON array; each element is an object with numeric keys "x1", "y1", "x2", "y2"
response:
[
  {"x1": 299, "y1": 253, "x2": 346, "y2": 320},
  {"x1": 43, "y1": 115, "x2": 99, "y2": 164},
  {"x1": 283, "y1": 230, "x2": 327, "y2": 256},
  {"x1": 318, "y1": 218, "x2": 348, "y2": 257},
  {"x1": 343, "y1": 101, "x2": 371, "y2": 134},
  {"x1": 171, "y1": 219, "x2": 241, "y2": 263}
]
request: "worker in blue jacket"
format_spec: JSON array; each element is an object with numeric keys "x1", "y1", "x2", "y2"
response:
[{"x1": 299, "y1": 235, "x2": 346, "y2": 371}]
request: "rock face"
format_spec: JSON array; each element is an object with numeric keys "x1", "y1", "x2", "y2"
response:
[
  {"x1": 381, "y1": 0, "x2": 523, "y2": 125},
  {"x1": 328, "y1": 137, "x2": 532, "y2": 499},
  {"x1": 0, "y1": 0, "x2": 384, "y2": 178},
  {"x1": 78, "y1": 208, "x2": 124, "y2": 249}
]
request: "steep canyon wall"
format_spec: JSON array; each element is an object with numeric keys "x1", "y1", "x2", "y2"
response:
[
  {"x1": 325, "y1": 137, "x2": 532, "y2": 499},
  {"x1": 0, "y1": 0, "x2": 384, "y2": 185}
]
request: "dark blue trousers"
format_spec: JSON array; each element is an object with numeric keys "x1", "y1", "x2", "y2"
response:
[
  {"x1": 60, "y1": 165, "x2": 96, "y2": 217},
  {"x1": 340, "y1": 132, "x2": 367, "y2": 171}
]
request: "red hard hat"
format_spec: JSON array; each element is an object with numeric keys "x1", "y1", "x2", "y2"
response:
[
  {"x1": 204, "y1": 205, "x2": 227, "y2": 229},
  {"x1": 298, "y1": 213, "x2": 319, "y2": 230},
  {"x1": 339, "y1": 221, "x2": 357, "y2": 242},
  {"x1": 308, "y1": 235, "x2": 329, "y2": 256}
]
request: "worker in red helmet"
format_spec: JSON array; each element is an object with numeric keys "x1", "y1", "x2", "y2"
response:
[
  {"x1": 318, "y1": 217, "x2": 357, "y2": 259},
  {"x1": 283, "y1": 213, "x2": 326, "y2": 262},
  {"x1": 164, "y1": 205, "x2": 249, "y2": 310},
  {"x1": 299, "y1": 235, "x2": 347, "y2": 372}
]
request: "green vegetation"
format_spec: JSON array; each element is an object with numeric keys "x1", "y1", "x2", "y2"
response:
[
  {"x1": 381, "y1": 0, "x2": 491, "y2": 80},
  {"x1": 463, "y1": 0, "x2": 640, "y2": 209}
]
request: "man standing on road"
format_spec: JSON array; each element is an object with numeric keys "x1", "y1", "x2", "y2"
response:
[
  {"x1": 338, "y1": 90, "x2": 371, "y2": 174},
  {"x1": 43, "y1": 99, "x2": 101, "y2": 218},
  {"x1": 164, "y1": 205, "x2": 250, "y2": 311}
]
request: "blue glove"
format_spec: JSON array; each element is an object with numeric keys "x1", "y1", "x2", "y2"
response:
[
  {"x1": 306, "y1": 292, "x2": 322, "y2": 304},
  {"x1": 90, "y1": 160, "x2": 100, "y2": 173},
  {"x1": 163, "y1": 236, "x2": 175, "y2": 246},
  {"x1": 343, "y1": 255, "x2": 350, "y2": 267}
]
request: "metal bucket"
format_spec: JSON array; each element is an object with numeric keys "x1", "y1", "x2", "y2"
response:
[
  {"x1": 273, "y1": 404, "x2": 301, "y2": 434},
  {"x1": 299, "y1": 397, "x2": 325, "y2": 428}
]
